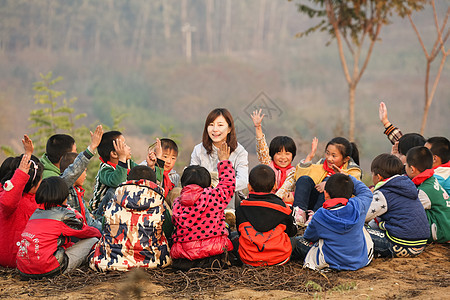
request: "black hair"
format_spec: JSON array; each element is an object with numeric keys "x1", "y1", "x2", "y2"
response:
[
  {"x1": 268, "y1": 136, "x2": 297, "y2": 161},
  {"x1": 325, "y1": 173, "x2": 354, "y2": 199},
  {"x1": 160, "y1": 138, "x2": 179, "y2": 155},
  {"x1": 181, "y1": 165, "x2": 211, "y2": 188},
  {"x1": 128, "y1": 165, "x2": 156, "y2": 182},
  {"x1": 59, "y1": 152, "x2": 78, "y2": 173},
  {"x1": 0, "y1": 155, "x2": 43, "y2": 194},
  {"x1": 249, "y1": 164, "x2": 276, "y2": 193},
  {"x1": 98, "y1": 131, "x2": 122, "y2": 162},
  {"x1": 398, "y1": 133, "x2": 426, "y2": 156},
  {"x1": 45, "y1": 134, "x2": 76, "y2": 164},
  {"x1": 35, "y1": 176, "x2": 69, "y2": 209},
  {"x1": 406, "y1": 146, "x2": 433, "y2": 173},
  {"x1": 0, "y1": 157, "x2": 15, "y2": 182},
  {"x1": 427, "y1": 136, "x2": 450, "y2": 164},
  {"x1": 371, "y1": 153, "x2": 404, "y2": 179},
  {"x1": 326, "y1": 137, "x2": 360, "y2": 165}
]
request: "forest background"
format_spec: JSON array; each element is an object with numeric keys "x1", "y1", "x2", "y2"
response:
[{"x1": 0, "y1": 0, "x2": 449, "y2": 191}]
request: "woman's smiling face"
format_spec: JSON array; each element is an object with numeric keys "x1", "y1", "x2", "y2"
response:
[{"x1": 207, "y1": 115, "x2": 231, "y2": 146}]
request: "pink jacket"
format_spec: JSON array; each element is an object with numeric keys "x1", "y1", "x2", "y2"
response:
[{"x1": 171, "y1": 160, "x2": 235, "y2": 260}]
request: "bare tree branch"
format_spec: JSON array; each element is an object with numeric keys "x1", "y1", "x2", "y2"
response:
[
  {"x1": 408, "y1": 13, "x2": 429, "y2": 60},
  {"x1": 356, "y1": 22, "x2": 382, "y2": 85}
]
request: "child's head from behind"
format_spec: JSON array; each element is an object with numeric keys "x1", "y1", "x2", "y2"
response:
[
  {"x1": 98, "y1": 131, "x2": 126, "y2": 162},
  {"x1": 405, "y1": 146, "x2": 433, "y2": 179},
  {"x1": 60, "y1": 152, "x2": 86, "y2": 187},
  {"x1": 324, "y1": 174, "x2": 354, "y2": 200},
  {"x1": 160, "y1": 138, "x2": 178, "y2": 171},
  {"x1": 397, "y1": 133, "x2": 426, "y2": 164},
  {"x1": 128, "y1": 165, "x2": 156, "y2": 182},
  {"x1": 425, "y1": 136, "x2": 449, "y2": 167},
  {"x1": 181, "y1": 165, "x2": 211, "y2": 188},
  {"x1": 269, "y1": 136, "x2": 296, "y2": 168},
  {"x1": 248, "y1": 164, "x2": 276, "y2": 193},
  {"x1": 202, "y1": 108, "x2": 237, "y2": 154},
  {"x1": 371, "y1": 153, "x2": 403, "y2": 185},
  {"x1": 35, "y1": 176, "x2": 69, "y2": 209},
  {"x1": 1, "y1": 155, "x2": 43, "y2": 194},
  {"x1": 46, "y1": 134, "x2": 76, "y2": 164},
  {"x1": 325, "y1": 137, "x2": 359, "y2": 167}
]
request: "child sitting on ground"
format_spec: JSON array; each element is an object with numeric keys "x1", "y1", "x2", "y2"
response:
[
  {"x1": 291, "y1": 174, "x2": 373, "y2": 271},
  {"x1": 405, "y1": 146, "x2": 450, "y2": 243},
  {"x1": 425, "y1": 137, "x2": 450, "y2": 195},
  {"x1": 236, "y1": 164, "x2": 297, "y2": 267},
  {"x1": 40, "y1": 134, "x2": 77, "y2": 179},
  {"x1": 365, "y1": 154, "x2": 430, "y2": 257},
  {"x1": 16, "y1": 176, "x2": 101, "y2": 278},
  {"x1": 290, "y1": 137, "x2": 361, "y2": 226},
  {"x1": 90, "y1": 131, "x2": 139, "y2": 216},
  {"x1": 0, "y1": 136, "x2": 43, "y2": 268},
  {"x1": 250, "y1": 109, "x2": 300, "y2": 204},
  {"x1": 171, "y1": 143, "x2": 235, "y2": 270},
  {"x1": 60, "y1": 152, "x2": 102, "y2": 231},
  {"x1": 90, "y1": 165, "x2": 171, "y2": 271}
]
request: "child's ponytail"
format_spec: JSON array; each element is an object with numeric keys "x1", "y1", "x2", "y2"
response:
[{"x1": 350, "y1": 142, "x2": 359, "y2": 166}]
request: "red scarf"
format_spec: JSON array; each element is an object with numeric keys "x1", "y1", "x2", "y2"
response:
[
  {"x1": 273, "y1": 163, "x2": 293, "y2": 187},
  {"x1": 322, "y1": 160, "x2": 342, "y2": 176},
  {"x1": 412, "y1": 168, "x2": 435, "y2": 186},
  {"x1": 323, "y1": 198, "x2": 348, "y2": 209},
  {"x1": 163, "y1": 169, "x2": 175, "y2": 197},
  {"x1": 75, "y1": 186, "x2": 87, "y2": 225},
  {"x1": 433, "y1": 161, "x2": 450, "y2": 169}
]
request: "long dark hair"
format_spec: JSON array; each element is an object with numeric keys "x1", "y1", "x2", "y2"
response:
[
  {"x1": 202, "y1": 108, "x2": 237, "y2": 155},
  {"x1": 1, "y1": 155, "x2": 43, "y2": 193}
]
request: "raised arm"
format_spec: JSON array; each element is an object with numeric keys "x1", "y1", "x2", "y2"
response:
[
  {"x1": 251, "y1": 109, "x2": 271, "y2": 165},
  {"x1": 379, "y1": 102, "x2": 403, "y2": 144}
]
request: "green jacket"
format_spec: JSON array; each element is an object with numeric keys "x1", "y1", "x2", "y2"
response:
[
  {"x1": 40, "y1": 154, "x2": 61, "y2": 179},
  {"x1": 418, "y1": 176, "x2": 450, "y2": 243}
]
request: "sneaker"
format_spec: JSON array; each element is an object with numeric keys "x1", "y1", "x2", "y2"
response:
[
  {"x1": 304, "y1": 210, "x2": 315, "y2": 226},
  {"x1": 293, "y1": 207, "x2": 307, "y2": 227}
]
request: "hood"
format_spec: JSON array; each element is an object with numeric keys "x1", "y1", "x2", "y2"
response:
[
  {"x1": 375, "y1": 175, "x2": 418, "y2": 200},
  {"x1": 115, "y1": 179, "x2": 164, "y2": 211},
  {"x1": 315, "y1": 198, "x2": 361, "y2": 233},
  {"x1": 178, "y1": 184, "x2": 204, "y2": 206},
  {"x1": 40, "y1": 153, "x2": 61, "y2": 174}
]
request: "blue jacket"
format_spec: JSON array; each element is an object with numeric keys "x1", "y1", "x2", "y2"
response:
[
  {"x1": 304, "y1": 176, "x2": 372, "y2": 271},
  {"x1": 375, "y1": 175, "x2": 430, "y2": 245}
]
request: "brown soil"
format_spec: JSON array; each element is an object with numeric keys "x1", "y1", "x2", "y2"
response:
[{"x1": 1, "y1": 243, "x2": 449, "y2": 299}]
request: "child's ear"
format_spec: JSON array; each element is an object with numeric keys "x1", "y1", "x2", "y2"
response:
[
  {"x1": 344, "y1": 156, "x2": 350, "y2": 164},
  {"x1": 110, "y1": 150, "x2": 118, "y2": 159},
  {"x1": 247, "y1": 183, "x2": 254, "y2": 192},
  {"x1": 272, "y1": 182, "x2": 278, "y2": 192},
  {"x1": 410, "y1": 165, "x2": 419, "y2": 175},
  {"x1": 324, "y1": 190, "x2": 331, "y2": 200}
]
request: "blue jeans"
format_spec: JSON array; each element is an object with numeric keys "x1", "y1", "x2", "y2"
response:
[
  {"x1": 294, "y1": 176, "x2": 326, "y2": 211},
  {"x1": 290, "y1": 236, "x2": 313, "y2": 262},
  {"x1": 366, "y1": 227, "x2": 426, "y2": 258}
]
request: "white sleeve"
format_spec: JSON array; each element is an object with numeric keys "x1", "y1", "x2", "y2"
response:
[
  {"x1": 418, "y1": 189, "x2": 432, "y2": 209},
  {"x1": 190, "y1": 145, "x2": 201, "y2": 166},
  {"x1": 365, "y1": 190, "x2": 388, "y2": 222},
  {"x1": 233, "y1": 147, "x2": 249, "y2": 192}
]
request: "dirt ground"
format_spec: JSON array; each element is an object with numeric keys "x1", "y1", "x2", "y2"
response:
[{"x1": 1, "y1": 243, "x2": 449, "y2": 300}]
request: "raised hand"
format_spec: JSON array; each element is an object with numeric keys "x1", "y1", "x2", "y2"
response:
[
  {"x1": 379, "y1": 102, "x2": 390, "y2": 127},
  {"x1": 154, "y1": 138, "x2": 162, "y2": 159},
  {"x1": 146, "y1": 151, "x2": 157, "y2": 169},
  {"x1": 250, "y1": 109, "x2": 264, "y2": 139},
  {"x1": 305, "y1": 137, "x2": 318, "y2": 162},
  {"x1": 18, "y1": 154, "x2": 31, "y2": 174},
  {"x1": 89, "y1": 125, "x2": 104, "y2": 152},
  {"x1": 22, "y1": 135, "x2": 34, "y2": 156},
  {"x1": 218, "y1": 142, "x2": 231, "y2": 161},
  {"x1": 113, "y1": 138, "x2": 131, "y2": 162}
]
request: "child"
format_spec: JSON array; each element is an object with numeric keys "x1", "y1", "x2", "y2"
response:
[
  {"x1": 291, "y1": 137, "x2": 361, "y2": 226},
  {"x1": 291, "y1": 174, "x2": 373, "y2": 271},
  {"x1": 250, "y1": 109, "x2": 298, "y2": 203},
  {"x1": 425, "y1": 137, "x2": 450, "y2": 195},
  {"x1": 40, "y1": 134, "x2": 77, "y2": 179},
  {"x1": 90, "y1": 130, "x2": 139, "y2": 216},
  {"x1": 90, "y1": 166, "x2": 171, "y2": 271},
  {"x1": 60, "y1": 152, "x2": 102, "y2": 231},
  {"x1": 236, "y1": 164, "x2": 297, "y2": 267},
  {"x1": 365, "y1": 154, "x2": 430, "y2": 257},
  {"x1": 0, "y1": 135, "x2": 43, "y2": 268},
  {"x1": 405, "y1": 146, "x2": 450, "y2": 243},
  {"x1": 172, "y1": 143, "x2": 235, "y2": 270},
  {"x1": 190, "y1": 108, "x2": 248, "y2": 220},
  {"x1": 16, "y1": 176, "x2": 101, "y2": 278}
]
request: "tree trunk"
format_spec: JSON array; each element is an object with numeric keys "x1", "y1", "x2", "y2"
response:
[
  {"x1": 348, "y1": 84, "x2": 356, "y2": 141},
  {"x1": 205, "y1": 0, "x2": 214, "y2": 54}
]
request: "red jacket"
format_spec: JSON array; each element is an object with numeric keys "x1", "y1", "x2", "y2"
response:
[
  {"x1": 171, "y1": 160, "x2": 235, "y2": 260},
  {"x1": 0, "y1": 169, "x2": 37, "y2": 268},
  {"x1": 16, "y1": 205, "x2": 101, "y2": 278}
]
